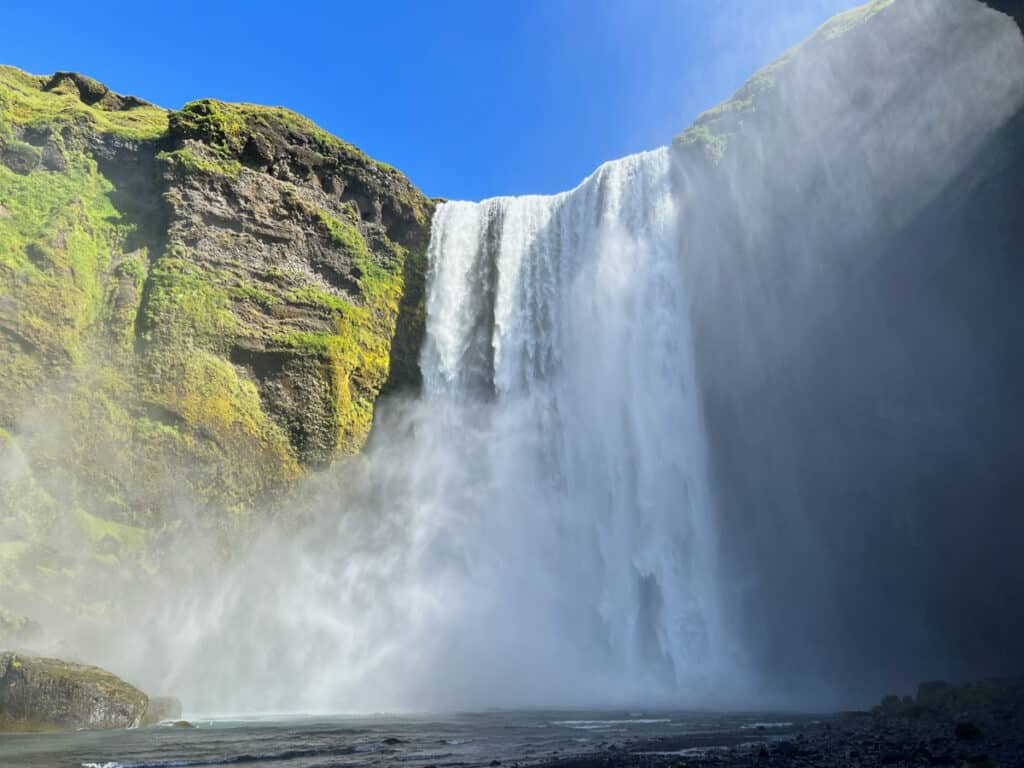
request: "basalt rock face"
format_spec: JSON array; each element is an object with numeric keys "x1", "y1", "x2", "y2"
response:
[
  {"x1": 0, "y1": 65, "x2": 433, "y2": 632},
  {"x1": 674, "y1": 0, "x2": 1024, "y2": 701},
  {"x1": 0, "y1": 652, "x2": 148, "y2": 731},
  {"x1": 153, "y1": 99, "x2": 433, "y2": 468}
]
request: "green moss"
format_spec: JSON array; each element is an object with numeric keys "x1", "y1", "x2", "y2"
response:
[
  {"x1": 0, "y1": 152, "x2": 130, "y2": 364},
  {"x1": 170, "y1": 99, "x2": 249, "y2": 157},
  {"x1": 175, "y1": 99, "x2": 366, "y2": 163},
  {"x1": 317, "y1": 209, "x2": 370, "y2": 256},
  {"x1": 229, "y1": 283, "x2": 280, "y2": 308},
  {"x1": 141, "y1": 254, "x2": 238, "y2": 352},
  {"x1": 0, "y1": 541, "x2": 29, "y2": 561},
  {"x1": 672, "y1": 0, "x2": 897, "y2": 164},
  {"x1": 170, "y1": 99, "x2": 432, "y2": 231},
  {"x1": 141, "y1": 349, "x2": 300, "y2": 480},
  {"x1": 76, "y1": 510, "x2": 147, "y2": 554},
  {"x1": 138, "y1": 250, "x2": 302, "y2": 480},
  {"x1": 1, "y1": 139, "x2": 41, "y2": 172},
  {"x1": 286, "y1": 285, "x2": 349, "y2": 313},
  {"x1": 0, "y1": 66, "x2": 167, "y2": 141},
  {"x1": 821, "y1": 0, "x2": 895, "y2": 39},
  {"x1": 272, "y1": 222, "x2": 406, "y2": 453},
  {"x1": 113, "y1": 256, "x2": 145, "y2": 281},
  {"x1": 103, "y1": 253, "x2": 147, "y2": 349},
  {"x1": 0, "y1": 63, "x2": 433, "y2": 573},
  {"x1": 674, "y1": 124, "x2": 729, "y2": 164},
  {"x1": 157, "y1": 147, "x2": 242, "y2": 178},
  {"x1": 382, "y1": 244, "x2": 429, "y2": 393}
]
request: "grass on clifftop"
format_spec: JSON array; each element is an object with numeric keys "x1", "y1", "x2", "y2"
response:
[
  {"x1": 673, "y1": 0, "x2": 896, "y2": 163},
  {"x1": 171, "y1": 98, "x2": 432, "y2": 229},
  {"x1": 0, "y1": 66, "x2": 167, "y2": 141},
  {"x1": 173, "y1": 98, "x2": 371, "y2": 162}
]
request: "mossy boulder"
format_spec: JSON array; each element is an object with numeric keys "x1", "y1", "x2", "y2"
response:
[{"x1": 0, "y1": 652, "x2": 147, "y2": 731}]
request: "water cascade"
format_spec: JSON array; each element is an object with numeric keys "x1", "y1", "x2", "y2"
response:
[
  {"x1": 143, "y1": 147, "x2": 734, "y2": 713},
  {"x1": 415, "y1": 147, "x2": 728, "y2": 703}
]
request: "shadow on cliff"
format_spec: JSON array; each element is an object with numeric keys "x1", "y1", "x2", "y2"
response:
[{"x1": 675, "y1": 0, "x2": 1024, "y2": 704}]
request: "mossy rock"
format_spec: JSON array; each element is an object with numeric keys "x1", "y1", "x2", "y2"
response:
[{"x1": 0, "y1": 652, "x2": 148, "y2": 731}]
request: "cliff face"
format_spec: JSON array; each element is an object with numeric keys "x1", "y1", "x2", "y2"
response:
[
  {"x1": 674, "y1": 0, "x2": 1024, "y2": 699},
  {"x1": 0, "y1": 67, "x2": 432, "y2": 621}
]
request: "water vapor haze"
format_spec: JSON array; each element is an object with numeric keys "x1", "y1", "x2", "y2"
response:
[{"x1": 2, "y1": 0, "x2": 1023, "y2": 716}]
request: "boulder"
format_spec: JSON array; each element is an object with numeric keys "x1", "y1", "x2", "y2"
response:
[{"x1": 0, "y1": 652, "x2": 147, "y2": 731}]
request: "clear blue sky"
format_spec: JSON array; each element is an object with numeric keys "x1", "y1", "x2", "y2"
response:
[{"x1": 4, "y1": 0, "x2": 853, "y2": 200}]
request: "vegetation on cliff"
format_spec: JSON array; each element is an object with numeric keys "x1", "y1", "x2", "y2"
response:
[
  {"x1": 0, "y1": 65, "x2": 434, "y2": 636},
  {"x1": 673, "y1": 0, "x2": 896, "y2": 164}
]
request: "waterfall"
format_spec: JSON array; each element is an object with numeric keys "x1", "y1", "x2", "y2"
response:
[
  {"x1": 404, "y1": 147, "x2": 728, "y2": 703},
  {"x1": 131, "y1": 148, "x2": 735, "y2": 713}
]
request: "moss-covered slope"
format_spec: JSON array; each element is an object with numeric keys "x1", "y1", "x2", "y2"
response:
[{"x1": 0, "y1": 65, "x2": 434, "y2": 622}]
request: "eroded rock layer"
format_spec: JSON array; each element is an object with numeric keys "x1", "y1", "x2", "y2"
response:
[{"x1": 0, "y1": 65, "x2": 433, "y2": 626}]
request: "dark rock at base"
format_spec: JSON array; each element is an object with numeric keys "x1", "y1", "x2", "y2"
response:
[
  {"x1": 957, "y1": 723, "x2": 983, "y2": 741},
  {"x1": 881, "y1": 751, "x2": 912, "y2": 764},
  {"x1": 875, "y1": 694, "x2": 908, "y2": 716},
  {"x1": 775, "y1": 740, "x2": 798, "y2": 756},
  {"x1": 142, "y1": 695, "x2": 184, "y2": 725},
  {"x1": 0, "y1": 651, "x2": 147, "y2": 732},
  {"x1": 877, "y1": 679, "x2": 1024, "y2": 725},
  {"x1": 918, "y1": 681, "x2": 956, "y2": 709}
]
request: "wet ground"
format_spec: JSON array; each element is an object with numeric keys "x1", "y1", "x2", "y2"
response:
[{"x1": 0, "y1": 704, "x2": 1019, "y2": 767}]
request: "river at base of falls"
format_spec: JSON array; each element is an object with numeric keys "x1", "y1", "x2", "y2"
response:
[{"x1": 0, "y1": 711, "x2": 816, "y2": 768}]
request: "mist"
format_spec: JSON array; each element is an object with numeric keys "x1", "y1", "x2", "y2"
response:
[
  {"x1": 677, "y1": 0, "x2": 1024, "y2": 706},
  {"x1": 2, "y1": 0, "x2": 1022, "y2": 717}
]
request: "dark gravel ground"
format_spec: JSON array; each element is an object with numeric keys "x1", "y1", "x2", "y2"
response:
[{"x1": 533, "y1": 707, "x2": 1023, "y2": 768}]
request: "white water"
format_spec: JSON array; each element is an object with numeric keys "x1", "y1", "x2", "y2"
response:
[
  {"x1": 415, "y1": 147, "x2": 727, "y2": 700},
  {"x1": 99, "y1": 148, "x2": 735, "y2": 713}
]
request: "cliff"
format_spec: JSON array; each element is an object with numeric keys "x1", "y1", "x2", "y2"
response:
[
  {"x1": 673, "y1": 0, "x2": 1024, "y2": 698},
  {"x1": 1, "y1": 0, "x2": 1021, "y2": 702},
  {"x1": 0, "y1": 67, "x2": 433, "y2": 624}
]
